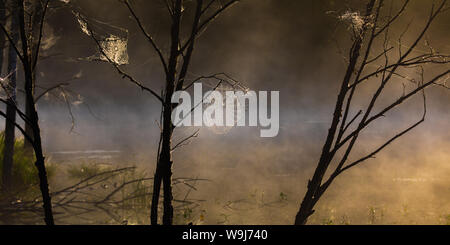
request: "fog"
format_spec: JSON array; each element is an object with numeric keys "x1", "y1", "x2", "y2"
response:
[{"x1": 1, "y1": 0, "x2": 449, "y2": 224}]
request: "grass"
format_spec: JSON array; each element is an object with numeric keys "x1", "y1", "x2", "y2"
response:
[
  {"x1": 65, "y1": 162, "x2": 207, "y2": 225},
  {"x1": 67, "y1": 163, "x2": 104, "y2": 179},
  {"x1": 3, "y1": 144, "x2": 447, "y2": 225},
  {"x1": 0, "y1": 132, "x2": 55, "y2": 190}
]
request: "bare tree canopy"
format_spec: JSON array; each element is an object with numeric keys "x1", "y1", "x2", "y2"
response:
[
  {"x1": 0, "y1": 0, "x2": 448, "y2": 229},
  {"x1": 295, "y1": 0, "x2": 449, "y2": 225}
]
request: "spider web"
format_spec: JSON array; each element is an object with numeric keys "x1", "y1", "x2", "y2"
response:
[{"x1": 74, "y1": 11, "x2": 129, "y2": 65}]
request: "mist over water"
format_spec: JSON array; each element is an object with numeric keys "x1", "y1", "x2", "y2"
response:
[{"x1": 33, "y1": 99, "x2": 449, "y2": 224}]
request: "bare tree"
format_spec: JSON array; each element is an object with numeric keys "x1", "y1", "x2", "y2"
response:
[
  {"x1": 0, "y1": 0, "x2": 54, "y2": 225},
  {"x1": 295, "y1": 0, "x2": 449, "y2": 225},
  {"x1": 22, "y1": 0, "x2": 45, "y2": 155},
  {"x1": 79, "y1": 0, "x2": 240, "y2": 225}
]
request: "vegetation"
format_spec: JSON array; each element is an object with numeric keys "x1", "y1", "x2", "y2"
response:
[
  {"x1": 0, "y1": 132, "x2": 55, "y2": 190},
  {"x1": 0, "y1": 0, "x2": 448, "y2": 226},
  {"x1": 67, "y1": 163, "x2": 104, "y2": 180}
]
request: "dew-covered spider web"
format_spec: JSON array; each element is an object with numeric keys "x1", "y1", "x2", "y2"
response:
[{"x1": 73, "y1": 11, "x2": 129, "y2": 65}]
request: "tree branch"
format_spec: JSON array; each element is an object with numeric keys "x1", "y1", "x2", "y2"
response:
[
  {"x1": 82, "y1": 16, "x2": 164, "y2": 104},
  {"x1": 123, "y1": 0, "x2": 169, "y2": 76}
]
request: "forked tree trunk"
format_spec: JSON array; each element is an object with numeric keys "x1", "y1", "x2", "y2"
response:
[
  {"x1": 17, "y1": 0, "x2": 54, "y2": 225},
  {"x1": 22, "y1": 65, "x2": 54, "y2": 225},
  {"x1": 150, "y1": 0, "x2": 181, "y2": 225},
  {"x1": 23, "y1": 56, "x2": 54, "y2": 226},
  {"x1": 23, "y1": 1, "x2": 42, "y2": 156},
  {"x1": 160, "y1": 104, "x2": 174, "y2": 225},
  {"x1": 150, "y1": 105, "x2": 175, "y2": 225}
]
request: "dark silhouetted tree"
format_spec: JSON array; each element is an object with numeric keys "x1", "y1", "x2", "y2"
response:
[
  {"x1": 81, "y1": 0, "x2": 240, "y2": 225},
  {"x1": 0, "y1": 0, "x2": 54, "y2": 225},
  {"x1": 295, "y1": 0, "x2": 449, "y2": 225}
]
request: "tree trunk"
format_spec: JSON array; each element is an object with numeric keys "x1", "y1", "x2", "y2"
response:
[
  {"x1": 23, "y1": 0, "x2": 43, "y2": 156},
  {"x1": 150, "y1": 163, "x2": 163, "y2": 225},
  {"x1": 160, "y1": 104, "x2": 174, "y2": 225},
  {"x1": 33, "y1": 138, "x2": 53, "y2": 225},
  {"x1": 295, "y1": 149, "x2": 334, "y2": 225},
  {"x1": 150, "y1": 0, "x2": 181, "y2": 225},
  {"x1": 17, "y1": 0, "x2": 54, "y2": 225},
  {"x1": 23, "y1": 66, "x2": 54, "y2": 225},
  {"x1": 294, "y1": 0, "x2": 376, "y2": 225},
  {"x1": 24, "y1": 56, "x2": 54, "y2": 226},
  {"x1": 294, "y1": 161, "x2": 327, "y2": 225},
  {"x1": 2, "y1": 0, "x2": 19, "y2": 191},
  {"x1": 150, "y1": 107, "x2": 174, "y2": 225},
  {"x1": 23, "y1": 72, "x2": 35, "y2": 156}
]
